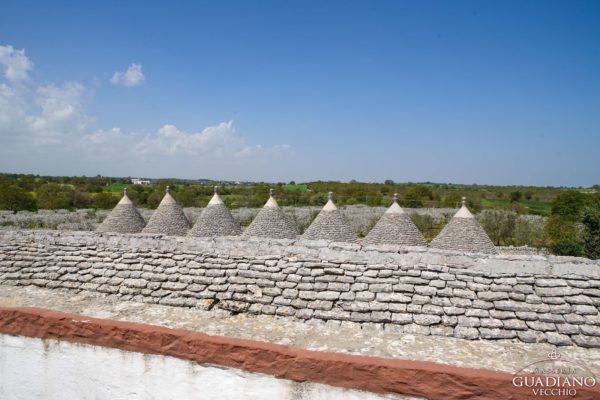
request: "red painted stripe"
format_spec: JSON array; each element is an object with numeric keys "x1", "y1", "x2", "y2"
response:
[{"x1": 0, "y1": 307, "x2": 597, "y2": 400}]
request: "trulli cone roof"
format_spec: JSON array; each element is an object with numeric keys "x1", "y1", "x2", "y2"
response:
[
  {"x1": 302, "y1": 192, "x2": 358, "y2": 243},
  {"x1": 244, "y1": 190, "x2": 298, "y2": 239},
  {"x1": 96, "y1": 190, "x2": 145, "y2": 233},
  {"x1": 364, "y1": 194, "x2": 427, "y2": 246},
  {"x1": 430, "y1": 198, "x2": 497, "y2": 254},
  {"x1": 188, "y1": 187, "x2": 242, "y2": 237},
  {"x1": 142, "y1": 187, "x2": 190, "y2": 236}
]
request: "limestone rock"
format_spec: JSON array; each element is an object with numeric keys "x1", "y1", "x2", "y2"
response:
[
  {"x1": 188, "y1": 188, "x2": 242, "y2": 237},
  {"x1": 96, "y1": 191, "x2": 145, "y2": 234},
  {"x1": 302, "y1": 193, "x2": 358, "y2": 243},
  {"x1": 363, "y1": 195, "x2": 427, "y2": 246},
  {"x1": 430, "y1": 198, "x2": 497, "y2": 254},
  {"x1": 244, "y1": 191, "x2": 298, "y2": 239},
  {"x1": 142, "y1": 188, "x2": 190, "y2": 236}
]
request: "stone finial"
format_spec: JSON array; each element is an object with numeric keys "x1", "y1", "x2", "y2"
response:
[
  {"x1": 269, "y1": 188, "x2": 273, "y2": 197},
  {"x1": 166, "y1": 185, "x2": 170, "y2": 193},
  {"x1": 393, "y1": 193, "x2": 398, "y2": 202},
  {"x1": 214, "y1": 186, "x2": 219, "y2": 195},
  {"x1": 462, "y1": 196, "x2": 467, "y2": 207},
  {"x1": 328, "y1": 191, "x2": 333, "y2": 201}
]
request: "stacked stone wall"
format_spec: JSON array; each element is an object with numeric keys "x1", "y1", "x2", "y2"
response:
[{"x1": 1, "y1": 230, "x2": 599, "y2": 347}]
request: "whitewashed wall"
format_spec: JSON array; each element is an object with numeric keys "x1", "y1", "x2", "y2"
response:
[{"x1": 0, "y1": 335, "x2": 406, "y2": 400}]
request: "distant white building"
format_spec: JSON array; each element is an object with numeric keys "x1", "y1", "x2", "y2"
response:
[{"x1": 131, "y1": 178, "x2": 151, "y2": 185}]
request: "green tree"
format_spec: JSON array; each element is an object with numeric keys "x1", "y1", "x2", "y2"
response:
[
  {"x1": 582, "y1": 204, "x2": 600, "y2": 259},
  {"x1": 411, "y1": 185, "x2": 433, "y2": 199},
  {"x1": 544, "y1": 215, "x2": 579, "y2": 243},
  {"x1": 401, "y1": 191, "x2": 423, "y2": 208},
  {"x1": 550, "y1": 240, "x2": 584, "y2": 257},
  {"x1": 410, "y1": 213, "x2": 434, "y2": 240},
  {"x1": 551, "y1": 190, "x2": 589, "y2": 220},
  {"x1": 36, "y1": 183, "x2": 72, "y2": 209},
  {"x1": 478, "y1": 209, "x2": 517, "y2": 245},
  {"x1": 94, "y1": 193, "x2": 118, "y2": 209},
  {"x1": 176, "y1": 186, "x2": 201, "y2": 207},
  {"x1": 146, "y1": 190, "x2": 163, "y2": 209},
  {"x1": 513, "y1": 217, "x2": 545, "y2": 247},
  {"x1": 17, "y1": 175, "x2": 37, "y2": 191},
  {"x1": 509, "y1": 191, "x2": 523, "y2": 203},
  {"x1": 442, "y1": 193, "x2": 461, "y2": 208},
  {"x1": 544, "y1": 190, "x2": 593, "y2": 256},
  {"x1": 544, "y1": 215, "x2": 583, "y2": 256},
  {"x1": 71, "y1": 189, "x2": 92, "y2": 208},
  {"x1": 0, "y1": 184, "x2": 37, "y2": 212}
]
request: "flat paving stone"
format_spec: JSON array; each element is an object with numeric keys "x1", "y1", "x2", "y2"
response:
[{"x1": 1, "y1": 284, "x2": 599, "y2": 376}]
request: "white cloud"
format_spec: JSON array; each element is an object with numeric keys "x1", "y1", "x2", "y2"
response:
[
  {"x1": 0, "y1": 45, "x2": 293, "y2": 180},
  {"x1": 110, "y1": 63, "x2": 145, "y2": 87},
  {"x1": 235, "y1": 144, "x2": 292, "y2": 158},
  {"x1": 135, "y1": 121, "x2": 239, "y2": 156},
  {"x1": 80, "y1": 120, "x2": 291, "y2": 162},
  {"x1": 0, "y1": 46, "x2": 91, "y2": 146},
  {"x1": 0, "y1": 45, "x2": 33, "y2": 82},
  {"x1": 29, "y1": 82, "x2": 93, "y2": 144},
  {"x1": 0, "y1": 79, "x2": 92, "y2": 146}
]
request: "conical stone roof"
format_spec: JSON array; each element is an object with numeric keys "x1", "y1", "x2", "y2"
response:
[
  {"x1": 302, "y1": 192, "x2": 358, "y2": 243},
  {"x1": 430, "y1": 197, "x2": 497, "y2": 254},
  {"x1": 364, "y1": 194, "x2": 427, "y2": 246},
  {"x1": 188, "y1": 187, "x2": 242, "y2": 237},
  {"x1": 244, "y1": 189, "x2": 298, "y2": 239},
  {"x1": 142, "y1": 187, "x2": 190, "y2": 236},
  {"x1": 96, "y1": 190, "x2": 145, "y2": 233}
]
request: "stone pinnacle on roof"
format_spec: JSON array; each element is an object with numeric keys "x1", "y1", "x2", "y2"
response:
[
  {"x1": 302, "y1": 192, "x2": 358, "y2": 243},
  {"x1": 96, "y1": 188, "x2": 145, "y2": 234},
  {"x1": 244, "y1": 189, "x2": 298, "y2": 239},
  {"x1": 188, "y1": 186, "x2": 242, "y2": 237},
  {"x1": 364, "y1": 193, "x2": 427, "y2": 246},
  {"x1": 430, "y1": 196, "x2": 497, "y2": 254},
  {"x1": 142, "y1": 186, "x2": 190, "y2": 236}
]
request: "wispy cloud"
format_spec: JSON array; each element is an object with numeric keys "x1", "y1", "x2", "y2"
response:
[
  {"x1": 0, "y1": 45, "x2": 33, "y2": 82},
  {"x1": 0, "y1": 45, "x2": 292, "y2": 179},
  {"x1": 110, "y1": 63, "x2": 145, "y2": 87}
]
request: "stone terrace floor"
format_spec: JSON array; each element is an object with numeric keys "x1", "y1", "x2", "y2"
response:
[{"x1": 1, "y1": 284, "x2": 599, "y2": 376}]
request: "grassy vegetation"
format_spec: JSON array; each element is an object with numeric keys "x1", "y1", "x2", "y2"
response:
[
  {"x1": 282, "y1": 184, "x2": 309, "y2": 192},
  {"x1": 0, "y1": 172, "x2": 597, "y2": 216},
  {"x1": 521, "y1": 199, "x2": 552, "y2": 215},
  {"x1": 1, "y1": 173, "x2": 599, "y2": 259},
  {"x1": 104, "y1": 183, "x2": 132, "y2": 193},
  {"x1": 480, "y1": 198, "x2": 551, "y2": 216}
]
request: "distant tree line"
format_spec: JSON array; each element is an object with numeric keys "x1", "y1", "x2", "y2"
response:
[
  {"x1": 0, "y1": 174, "x2": 598, "y2": 259},
  {"x1": 478, "y1": 190, "x2": 600, "y2": 259}
]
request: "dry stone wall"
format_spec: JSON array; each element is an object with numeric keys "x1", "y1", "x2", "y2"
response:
[{"x1": 1, "y1": 230, "x2": 599, "y2": 348}]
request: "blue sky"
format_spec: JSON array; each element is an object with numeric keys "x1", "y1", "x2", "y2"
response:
[{"x1": 0, "y1": 0, "x2": 598, "y2": 186}]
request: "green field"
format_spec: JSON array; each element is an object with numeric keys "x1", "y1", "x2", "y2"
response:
[
  {"x1": 282, "y1": 184, "x2": 309, "y2": 192},
  {"x1": 480, "y1": 198, "x2": 551, "y2": 215},
  {"x1": 521, "y1": 199, "x2": 552, "y2": 215},
  {"x1": 104, "y1": 183, "x2": 132, "y2": 193}
]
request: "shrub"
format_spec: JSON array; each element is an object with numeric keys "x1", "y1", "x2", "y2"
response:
[
  {"x1": 401, "y1": 191, "x2": 423, "y2": 208},
  {"x1": 478, "y1": 209, "x2": 517, "y2": 245},
  {"x1": 582, "y1": 204, "x2": 600, "y2": 259},
  {"x1": 551, "y1": 190, "x2": 589, "y2": 220},
  {"x1": 550, "y1": 240, "x2": 584, "y2": 257},
  {"x1": 36, "y1": 183, "x2": 72, "y2": 209},
  {"x1": 513, "y1": 216, "x2": 545, "y2": 247},
  {"x1": 410, "y1": 213, "x2": 435, "y2": 239},
  {"x1": 0, "y1": 184, "x2": 37, "y2": 212},
  {"x1": 94, "y1": 193, "x2": 118, "y2": 210},
  {"x1": 509, "y1": 191, "x2": 523, "y2": 203}
]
